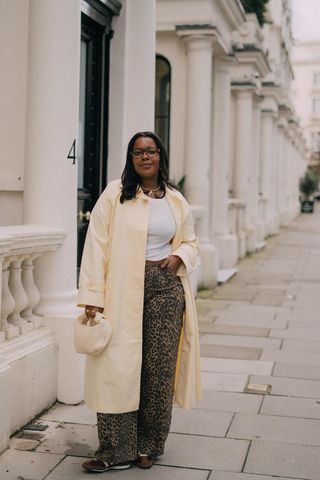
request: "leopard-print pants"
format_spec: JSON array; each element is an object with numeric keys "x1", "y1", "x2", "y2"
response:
[{"x1": 95, "y1": 264, "x2": 185, "y2": 464}]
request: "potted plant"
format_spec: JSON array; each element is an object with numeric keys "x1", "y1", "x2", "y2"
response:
[{"x1": 299, "y1": 170, "x2": 319, "y2": 213}]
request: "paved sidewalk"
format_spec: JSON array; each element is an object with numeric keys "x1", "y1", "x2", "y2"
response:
[{"x1": 2, "y1": 206, "x2": 320, "y2": 479}]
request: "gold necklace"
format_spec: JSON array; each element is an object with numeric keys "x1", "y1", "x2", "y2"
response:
[{"x1": 141, "y1": 185, "x2": 161, "y2": 195}]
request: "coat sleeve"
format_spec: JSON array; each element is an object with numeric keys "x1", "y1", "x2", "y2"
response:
[
  {"x1": 172, "y1": 198, "x2": 199, "y2": 277},
  {"x1": 77, "y1": 185, "x2": 115, "y2": 308}
]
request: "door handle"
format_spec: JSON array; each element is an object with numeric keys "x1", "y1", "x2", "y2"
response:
[{"x1": 78, "y1": 210, "x2": 91, "y2": 221}]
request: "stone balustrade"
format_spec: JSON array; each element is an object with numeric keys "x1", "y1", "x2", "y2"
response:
[
  {"x1": 0, "y1": 225, "x2": 65, "y2": 343},
  {"x1": 227, "y1": 199, "x2": 246, "y2": 260}
]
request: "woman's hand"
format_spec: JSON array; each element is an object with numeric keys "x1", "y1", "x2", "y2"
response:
[
  {"x1": 85, "y1": 305, "x2": 104, "y2": 319},
  {"x1": 160, "y1": 255, "x2": 182, "y2": 275}
]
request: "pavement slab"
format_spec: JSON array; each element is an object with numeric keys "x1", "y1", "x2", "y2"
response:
[
  {"x1": 209, "y1": 472, "x2": 293, "y2": 480},
  {"x1": 214, "y1": 315, "x2": 288, "y2": 329},
  {"x1": 244, "y1": 440, "x2": 320, "y2": 479},
  {"x1": 194, "y1": 390, "x2": 263, "y2": 413},
  {"x1": 40, "y1": 401, "x2": 96, "y2": 425},
  {"x1": 248, "y1": 374, "x2": 320, "y2": 399},
  {"x1": 225, "y1": 304, "x2": 291, "y2": 315},
  {"x1": 46, "y1": 456, "x2": 210, "y2": 480},
  {"x1": 156, "y1": 433, "x2": 249, "y2": 471},
  {"x1": 200, "y1": 334, "x2": 281, "y2": 349},
  {"x1": 200, "y1": 344, "x2": 262, "y2": 360},
  {"x1": 260, "y1": 348, "x2": 320, "y2": 364},
  {"x1": 273, "y1": 361, "x2": 320, "y2": 381},
  {"x1": 287, "y1": 319, "x2": 320, "y2": 328},
  {"x1": 196, "y1": 299, "x2": 230, "y2": 311},
  {"x1": 227, "y1": 412, "x2": 320, "y2": 445},
  {"x1": 261, "y1": 395, "x2": 320, "y2": 419},
  {"x1": 208, "y1": 324, "x2": 270, "y2": 337},
  {"x1": 170, "y1": 408, "x2": 233, "y2": 437},
  {"x1": 252, "y1": 297, "x2": 284, "y2": 306},
  {"x1": 199, "y1": 320, "x2": 220, "y2": 334},
  {"x1": 282, "y1": 338, "x2": 320, "y2": 352},
  {"x1": 270, "y1": 326, "x2": 320, "y2": 340},
  {"x1": 201, "y1": 372, "x2": 248, "y2": 392},
  {"x1": 212, "y1": 289, "x2": 257, "y2": 302},
  {"x1": 36, "y1": 423, "x2": 98, "y2": 457},
  {"x1": 276, "y1": 307, "x2": 320, "y2": 320},
  {"x1": 0, "y1": 449, "x2": 64, "y2": 480},
  {"x1": 201, "y1": 358, "x2": 273, "y2": 376}
]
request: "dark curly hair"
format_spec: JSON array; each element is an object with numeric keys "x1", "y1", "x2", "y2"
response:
[{"x1": 120, "y1": 131, "x2": 178, "y2": 203}]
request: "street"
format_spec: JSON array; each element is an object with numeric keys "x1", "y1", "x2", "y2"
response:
[{"x1": 2, "y1": 205, "x2": 320, "y2": 479}]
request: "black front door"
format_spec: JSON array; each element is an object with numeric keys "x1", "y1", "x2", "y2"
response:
[{"x1": 77, "y1": 1, "x2": 120, "y2": 272}]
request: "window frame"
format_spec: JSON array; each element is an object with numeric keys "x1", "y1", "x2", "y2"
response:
[
  {"x1": 155, "y1": 54, "x2": 171, "y2": 160},
  {"x1": 313, "y1": 72, "x2": 320, "y2": 86},
  {"x1": 312, "y1": 97, "x2": 320, "y2": 116}
]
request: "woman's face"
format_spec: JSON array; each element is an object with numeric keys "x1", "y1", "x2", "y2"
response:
[{"x1": 131, "y1": 136, "x2": 160, "y2": 184}]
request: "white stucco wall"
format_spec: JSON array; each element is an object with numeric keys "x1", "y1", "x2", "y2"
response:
[
  {"x1": 0, "y1": 0, "x2": 29, "y2": 225},
  {"x1": 292, "y1": 41, "x2": 320, "y2": 151}
]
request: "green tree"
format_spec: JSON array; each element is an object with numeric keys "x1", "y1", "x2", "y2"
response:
[
  {"x1": 240, "y1": 0, "x2": 269, "y2": 26},
  {"x1": 299, "y1": 170, "x2": 319, "y2": 200}
]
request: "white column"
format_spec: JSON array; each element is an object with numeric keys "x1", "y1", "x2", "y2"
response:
[
  {"x1": 271, "y1": 120, "x2": 280, "y2": 233},
  {"x1": 287, "y1": 131, "x2": 295, "y2": 220},
  {"x1": 277, "y1": 121, "x2": 287, "y2": 226},
  {"x1": 252, "y1": 97, "x2": 264, "y2": 246},
  {"x1": 282, "y1": 129, "x2": 291, "y2": 224},
  {"x1": 234, "y1": 90, "x2": 256, "y2": 252},
  {"x1": 211, "y1": 61, "x2": 238, "y2": 268},
  {"x1": 293, "y1": 137, "x2": 302, "y2": 215},
  {"x1": 184, "y1": 34, "x2": 218, "y2": 287},
  {"x1": 260, "y1": 110, "x2": 275, "y2": 236},
  {"x1": 23, "y1": 0, "x2": 83, "y2": 404}
]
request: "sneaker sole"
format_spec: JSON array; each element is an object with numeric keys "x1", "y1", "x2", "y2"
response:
[
  {"x1": 110, "y1": 464, "x2": 131, "y2": 470},
  {"x1": 83, "y1": 463, "x2": 131, "y2": 472}
]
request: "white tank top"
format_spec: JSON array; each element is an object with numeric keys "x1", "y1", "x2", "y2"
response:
[{"x1": 146, "y1": 197, "x2": 176, "y2": 260}]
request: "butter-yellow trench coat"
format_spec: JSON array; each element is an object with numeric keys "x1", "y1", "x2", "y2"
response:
[{"x1": 77, "y1": 179, "x2": 202, "y2": 413}]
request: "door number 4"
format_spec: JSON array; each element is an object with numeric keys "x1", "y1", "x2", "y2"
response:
[{"x1": 67, "y1": 140, "x2": 76, "y2": 164}]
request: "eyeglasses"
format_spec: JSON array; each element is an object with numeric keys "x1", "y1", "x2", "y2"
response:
[{"x1": 131, "y1": 147, "x2": 159, "y2": 158}]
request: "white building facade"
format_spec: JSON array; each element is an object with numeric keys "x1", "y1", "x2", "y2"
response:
[
  {"x1": 292, "y1": 40, "x2": 320, "y2": 163},
  {"x1": 0, "y1": 0, "x2": 306, "y2": 452},
  {"x1": 156, "y1": 0, "x2": 306, "y2": 281}
]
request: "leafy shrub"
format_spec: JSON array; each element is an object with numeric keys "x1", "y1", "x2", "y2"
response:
[
  {"x1": 299, "y1": 170, "x2": 319, "y2": 199},
  {"x1": 240, "y1": 0, "x2": 269, "y2": 26}
]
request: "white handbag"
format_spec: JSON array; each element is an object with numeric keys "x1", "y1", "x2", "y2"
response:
[{"x1": 74, "y1": 312, "x2": 112, "y2": 356}]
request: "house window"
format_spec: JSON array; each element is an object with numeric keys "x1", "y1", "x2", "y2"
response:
[
  {"x1": 311, "y1": 132, "x2": 320, "y2": 152},
  {"x1": 155, "y1": 55, "x2": 171, "y2": 158},
  {"x1": 312, "y1": 98, "x2": 320, "y2": 115},
  {"x1": 314, "y1": 73, "x2": 320, "y2": 86}
]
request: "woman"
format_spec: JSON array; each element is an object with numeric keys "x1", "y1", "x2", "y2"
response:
[{"x1": 77, "y1": 131, "x2": 201, "y2": 473}]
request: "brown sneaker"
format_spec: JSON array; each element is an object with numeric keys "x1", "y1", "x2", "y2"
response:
[
  {"x1": 134, "y1": 453, "x2": 154, "y2": 469},
  {"x1": 82, "y1": 458, "x2": 131, "y2": 472}
]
